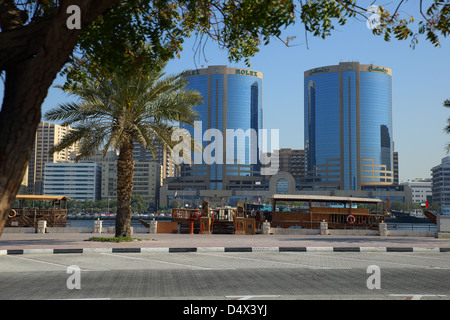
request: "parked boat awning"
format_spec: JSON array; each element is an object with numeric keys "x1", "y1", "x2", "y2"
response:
[
  {"x1": 272, "y1": 194, "x2": 383, "y2": 204},
  {"x1": 15, "y1": 195, "x2": 71, "y2": 201}
]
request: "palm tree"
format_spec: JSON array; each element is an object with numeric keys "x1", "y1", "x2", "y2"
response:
[{"x1": 44, "y1": 60, "x2": 202, "y2": 237}]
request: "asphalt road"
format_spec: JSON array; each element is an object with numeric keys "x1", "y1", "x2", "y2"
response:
[{"x1": 1, "y1": 251, "x2": 450, "y2": 301}]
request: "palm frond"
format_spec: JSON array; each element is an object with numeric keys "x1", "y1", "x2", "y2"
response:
[
  {"x1": 444, "y1": 99, "x2": 450, "y2": 108},
  {"x1": 75, "y1": 125, "x2": 111, "y2": 161},
  {"x1": 45, "y1": 56, "x2": 202, "y2": 163},
  {"x1": 49, "y1": 124, "x2": 92, "y2": 155}
]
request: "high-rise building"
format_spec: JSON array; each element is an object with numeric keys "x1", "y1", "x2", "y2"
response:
[
  {"x1": 278, "y1": 148, "x2": 306, "y2": 181},
  {"x1": 133, "y1": 142, "x2": 177, "y2": 185},
  {"x1": 393, "y1": 151, "x2": 399, "y2": 185},
  {"x1": 261, "y1": 148, "x2": 305, "y2": 181},
  {"x1": 160, "y1": 65, "x2": 264, "y2": 207},
  {"x1": 27, "y1": 121, "x2": 78, "y2": 194},
  {"x1": 304, "y1": 62, "x2": 394, "y2": 190},
  {"x1": 178, "y1": 65, "x2": 263, "y2": 190}
]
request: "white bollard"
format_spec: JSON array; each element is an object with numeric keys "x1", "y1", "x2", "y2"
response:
[
  {"x1": 37, "y1": 220, "x2": 47, "y2": 234},
  {"x1": 378, "y1": 222, "x2": 388, "y2": 236},
  {"x1": 320, "y1": 221, "x2": 328, "y2": 235},
  {"x1": 149, "y1": 220, "x2": 158, "y2": 234},
  {"x1": 94, "y1": 219, "x2": 103, "y2": 233},
  {"x1": 262, "y1": 221, "x2": 271, "y2": 235}
]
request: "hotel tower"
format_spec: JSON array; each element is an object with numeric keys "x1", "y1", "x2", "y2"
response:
[{"x1": 304, "y1": 62, "x2": 394, "y2": 190}]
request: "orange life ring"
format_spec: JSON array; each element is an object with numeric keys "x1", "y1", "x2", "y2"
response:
[
  {"x1": 8, "y1": 209, "x2": 17, "y2": 218},
  {"x1": 346, "y1": 214, "x2": 356, "y2": 224}
]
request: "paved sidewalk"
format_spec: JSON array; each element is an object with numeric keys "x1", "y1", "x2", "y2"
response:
[{"x1": 1, "y1": 231, "x2": 450, "y2": 254}]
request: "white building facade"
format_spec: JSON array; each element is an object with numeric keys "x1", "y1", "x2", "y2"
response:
[
  {"x1": 432, "y1": 156, "x2": 450, "y2": 209},
  {"x1": 401, "y1": 179, "x2": 432, "y2": 204},
  {"x1": 43, "y1": 162, "x2": 101, "y2": 201}
]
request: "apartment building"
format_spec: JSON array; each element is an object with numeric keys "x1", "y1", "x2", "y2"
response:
[
  {"x1": 101, "y1": 161, "x2": 160, "y2": 209},
  {"x1": 27, "y1": 122, "x2": 77, "y2": 194}
]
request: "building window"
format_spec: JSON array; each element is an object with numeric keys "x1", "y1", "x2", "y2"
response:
[{"x1": 276, "y1": 179, "x2": 288, "y2": 194}]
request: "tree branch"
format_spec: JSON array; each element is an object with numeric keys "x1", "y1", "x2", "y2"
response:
[
  {"x1": 0, "y1": 0, "x2": 119, "y2": 71},
  {"x1": 0, "y1": 0, "x2": 28, "y2": 31}
]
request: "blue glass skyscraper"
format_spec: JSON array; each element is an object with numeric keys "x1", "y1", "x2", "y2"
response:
[
  {"x1": 180, "y1": 65, "x2": 263, "y2": 190},
  {"x1": 304, "y1": 62, "x2": 393, "y2": 190}
]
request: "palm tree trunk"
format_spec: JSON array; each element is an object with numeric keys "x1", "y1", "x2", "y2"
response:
[{"x1": 115, "y1": 138, "x2": 135, "y2": 237}]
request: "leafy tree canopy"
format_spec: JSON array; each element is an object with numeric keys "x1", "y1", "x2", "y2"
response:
[{"x1": 3, "y1": 0, "x2": 449, "y2": 85}]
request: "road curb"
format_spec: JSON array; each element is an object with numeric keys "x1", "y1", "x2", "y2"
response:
[{"x1": 2, "y1": 246, "x2": 450, "y2": 255}]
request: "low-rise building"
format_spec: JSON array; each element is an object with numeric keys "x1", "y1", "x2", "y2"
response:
[
  {"x1": 401, "y1": 179, "x2": 432, "y2": 204},
  {"x1": 43, "y1": 162, "x2": 101, "y2": 201}
]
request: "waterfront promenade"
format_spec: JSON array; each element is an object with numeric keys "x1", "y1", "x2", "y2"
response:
[{"x1": 1, "y1": 231, "x2": 450, "y2": 253}]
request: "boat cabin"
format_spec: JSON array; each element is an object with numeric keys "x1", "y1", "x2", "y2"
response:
[
  {"x1": 7, "y1": 195, "x2": 71, "y2": 228},
  {"x1": 270, "y1": 194, "x2": 386, "y2": 229}
]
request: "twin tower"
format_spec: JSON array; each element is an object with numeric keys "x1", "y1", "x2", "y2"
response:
[{"x1": 179, "y1": 62, "x2": 393, "y2": 192}]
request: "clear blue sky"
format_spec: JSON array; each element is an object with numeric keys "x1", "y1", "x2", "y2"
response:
[{"x1": 7, "y1": 1, "x2": 450, "y2": 183}]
